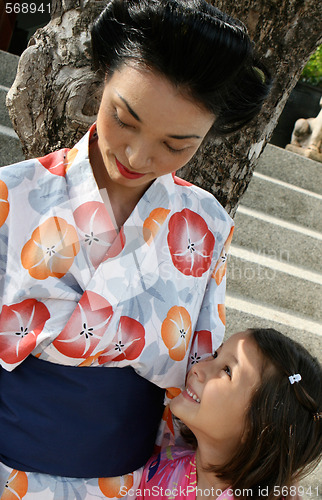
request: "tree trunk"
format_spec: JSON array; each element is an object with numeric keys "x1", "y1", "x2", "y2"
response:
[{"x1": 6, "y1": 0, "x2": 322, "y2": 215}]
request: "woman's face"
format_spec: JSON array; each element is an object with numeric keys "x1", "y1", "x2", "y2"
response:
[
  {"x1": 170, "y1": 331, "x2": 263, "y2": 456},
  {"x1": 93, "y1": 63, "x2": 214, "y2": 195}
]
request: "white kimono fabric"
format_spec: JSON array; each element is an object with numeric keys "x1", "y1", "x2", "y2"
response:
[{"x1": 0, "y1": 124, "x2": 233, "y2": 499}]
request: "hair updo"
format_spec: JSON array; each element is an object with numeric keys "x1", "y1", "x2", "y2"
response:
[{"x1": 91, "y1": 0, "x2": 271, "y2": 135}]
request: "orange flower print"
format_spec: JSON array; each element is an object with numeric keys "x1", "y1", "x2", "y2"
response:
[
  {"x1": 53, "y1": 291, "x2": 113, "y2": 359},
  {"x1": 21, "y1": 216, "x2": 80, "y2": 280},
  {"x1": 167, "y1": 209, "x2": 215, "y2": 277},
  {"x1": 0, "y1": 179, "x2": 9, "y2": 228},
  {"x1": 0, "y1": 299, "x2": 50, "y2": 365},
  {"x1": 162, "y1": 405, "x2": 175, "y2": 435},
  {"x1": 161, "y1": 306, "x2": 192, "y2": 361},
  {"x1": 218, "y1": 304, "x2": 226, "y2": 325},
  {"x1": 212, "y1": 226, "x2": 234, "y2": 285},
  {"x1": 1, "y1": 470, "x2": 28, "y2": 499},
  {"x1": 65, "y1": 148, "x2": 78, "y2": 171},
  {"x1": 166, "y1": 387, "x2": 181, "y2": 399},
  {"x1": 143, "y1": 207, "x2": 170, "y2": 245},
  {"x1": 98, "y1": 474, "x2": 134, "y2": 498}
]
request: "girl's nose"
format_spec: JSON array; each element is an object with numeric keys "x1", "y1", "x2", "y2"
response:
[
  {"x1": 190, "y1": 356, "x2": 216, "y2": 382},
  {"x1": 125, "y1": 142, "x2": 153, "y2": 171},
  {"x1": 190, "y1": 360, "x2": 207, "y2": 382}
]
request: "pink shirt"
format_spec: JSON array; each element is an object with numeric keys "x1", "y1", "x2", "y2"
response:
[{"x1": 138, "y1": 446, "x2": 236, "y2": 500}]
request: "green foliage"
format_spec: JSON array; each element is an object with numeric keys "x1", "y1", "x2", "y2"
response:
[{"x1": 300, "y1": 45, "x2": 322, "y2": 88}]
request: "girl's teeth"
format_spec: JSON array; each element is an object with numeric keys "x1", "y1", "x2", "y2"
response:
[{"x1": 186, "y1": 388, "x2": 200, "y2": 403}]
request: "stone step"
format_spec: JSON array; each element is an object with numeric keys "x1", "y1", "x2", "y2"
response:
[
  {"x1": 240, "y1": 173, "x2": 322, "y2": 232},
  {"x1": 0, "y1": 125, "x2": 24, "y2": 167},
  {"x1": 0, "y1": 50, "x2": 19, "y2": 88},
  {"x1": 225, "y1": 296, "x2": 322, "y2": 360},
  {"x1": 0, "y1": 85, "x2": 13, "y2": 129},
  {"x1": 233, "y1": 206, "x2": 322, "y2": 274},
  {"x1": 258, "y1": 143, "x2": 322, "y2": 195},
  {"x1": 226, "y1": 251, "x2": 322, "y2": 322}
]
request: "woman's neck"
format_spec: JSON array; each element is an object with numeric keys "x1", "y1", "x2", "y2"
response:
[{"x1": 89, "y1": 139, "x2": 149, "y2": 229}]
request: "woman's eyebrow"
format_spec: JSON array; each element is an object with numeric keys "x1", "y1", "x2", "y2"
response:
[
  {"x1": 168, "y1": 134, "x2": 202, "y2": 140},
  {"x1": 115, "y1": 91, "x2": 141, "y2": 122}
]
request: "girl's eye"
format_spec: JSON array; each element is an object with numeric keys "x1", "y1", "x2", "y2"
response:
[
  {"x1": 224, "y1": 365, "x2": 232, "y2": 378},
  {"x1": 213, "y1": 351, "x2": 218, "y2": 359}
]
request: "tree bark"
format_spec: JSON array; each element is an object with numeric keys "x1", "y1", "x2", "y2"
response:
[{"x1": 6, "y1": 0, "x2": 322, "y2": 215}]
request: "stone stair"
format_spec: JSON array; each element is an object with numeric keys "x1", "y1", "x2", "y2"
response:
[
  {"x1": 0, "y1": 49, "x2": 24, "y2": 167},
  {"x1": 226, "y1": 144, "x2": 322, "y2": 499},
  {"x1": 1, "y1": 49, "x2": 321, "y2": 498}
]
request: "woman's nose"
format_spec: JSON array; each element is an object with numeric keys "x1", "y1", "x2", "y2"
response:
[{"x1": 125, "y1": 141, "x2": 153, "y2": 170}]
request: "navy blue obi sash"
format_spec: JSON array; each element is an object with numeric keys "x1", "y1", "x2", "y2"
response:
[{"x1": 0, "y1": 355, "x2": 165, "y2": 478}]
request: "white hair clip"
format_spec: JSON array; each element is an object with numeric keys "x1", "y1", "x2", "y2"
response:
[{"x1": 289, "y1": 374, "x2": 302, "y2": 384}]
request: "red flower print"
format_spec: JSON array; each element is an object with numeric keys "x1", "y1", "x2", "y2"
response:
[
  {"x1": 0, "y1": 299, "x2": 50, "y2": 365},
  {"x1": 161, "y1": 306, "x2": 192, "y2": 361},
  {"x1": 172, "y1": 173, "x2": 192, "y2": 187},
  {"x1": 1, "y1": 470, "x2": 28, "y2": 500},
  {"x1": 73, "y1": 201, "x2": 125, "y2": 268},
  {"x1": 188, "y1": 330, "x2": 213, "y2": 370},
  {"x1": 212, "y1": 226, "x2": 234, "y2": 285},
  {"x1": 167, "y1": 209, "x2": 215, "y2": 277},
  {"x1": 98, "y1": 473, "x2": 134, "y2": 498},
  {"x1": 53, "y1": 291, "x2": 113, "y2": 359},
  {"x1": 143, "y1": 207, "x2": 171, "y2": 245},
  {"x1": 0, "y1": 179, "x2": 9, "y2": 227},
  {"x1": 21, "y1": 216, "x2": 80, "y2": 280},
  {"x1": 98, "y1": 316, "x2": 145, "y2": 364},
  {"x1": 38, "y1": 149, "x2": 69, "y2": 176}
]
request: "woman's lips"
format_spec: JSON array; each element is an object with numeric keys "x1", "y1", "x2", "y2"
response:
[{"x1": 115, "y1": 158, "x2": 146, "y2": 179}]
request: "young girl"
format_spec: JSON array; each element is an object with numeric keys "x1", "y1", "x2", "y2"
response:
[{"x1": 138, "y1": 328, "x2": 322, "y2": 500}]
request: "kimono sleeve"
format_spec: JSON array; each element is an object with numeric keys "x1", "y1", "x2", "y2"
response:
[
  {"x1": 0, "y1": 179, "x2": 10, "y2": 310},
  {"x1": 188, "y1": 224, "x2": 234, "y2": 367}
]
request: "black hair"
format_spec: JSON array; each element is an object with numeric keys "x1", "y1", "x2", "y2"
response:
[
  {"x1": 91, "y1": 0, "x2": 272, "y2": 136},
  {"x1": 180, "y1": 328, "x2": 322, "y2": 500}
]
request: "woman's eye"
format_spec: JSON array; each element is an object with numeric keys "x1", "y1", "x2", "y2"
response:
[
  {"x1": 212, "y1": 351, "x2": 218, "y2": 359},
  {"x1": 165, "y1": 143, "x2": 184, "y2": 154},
  {"x1": 224, "y1": 365, "x2": 232, "y2": 378},
  {"x1": 112, "y1": 112, "x2": 129, "y2": 129}
]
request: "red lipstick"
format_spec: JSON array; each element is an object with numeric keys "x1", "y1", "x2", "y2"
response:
[{"x1": 115, "y1": 158, "x2": 145, "y2": 179}]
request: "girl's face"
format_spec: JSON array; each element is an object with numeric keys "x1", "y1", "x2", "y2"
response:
[
  {"x1": 93, "y1": 63, "x2": 214, "y2": 196},
  {"x1": 170, "y1": 331, "x2": 263, "y2": 456}
]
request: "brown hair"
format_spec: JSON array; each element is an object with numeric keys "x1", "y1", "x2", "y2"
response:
[{"x1": 180, "y1": 328, "x2": 322, "y2": 500}]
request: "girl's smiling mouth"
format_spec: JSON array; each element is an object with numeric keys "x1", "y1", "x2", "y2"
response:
[{"x1": 184, "y1": 385, "x2": 201, "y2": 403}]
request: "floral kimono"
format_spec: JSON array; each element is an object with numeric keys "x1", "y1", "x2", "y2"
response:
[
  {"x1": 138, "y1": 446, "x2": 236, "y2": 500},
  {"x1": 0, "y1": 124, "x2": 233, "y2": 499}
]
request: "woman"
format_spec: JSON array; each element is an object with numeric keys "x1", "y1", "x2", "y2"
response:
[{"x1": 0, "y1": 0, "x2": 271, "y2": 498}]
